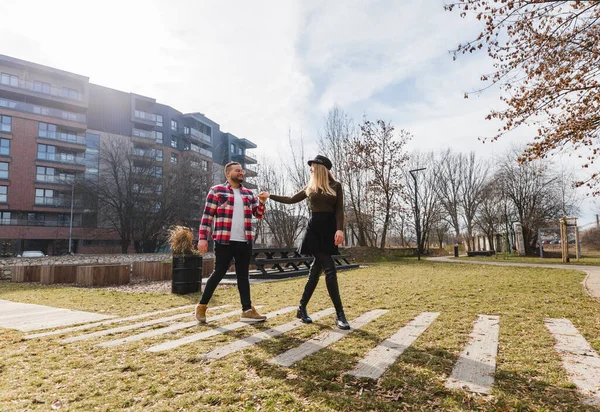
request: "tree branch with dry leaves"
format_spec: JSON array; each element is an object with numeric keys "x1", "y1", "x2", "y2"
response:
[{"x1": 446, "y1": 1, "x2": 600, "y2": 192}]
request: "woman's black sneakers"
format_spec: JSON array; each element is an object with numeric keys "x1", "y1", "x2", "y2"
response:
[
  {"x1": 296, "y1": 305, "x2": 313, "y2": 324},
  {"x1": 336, "y1": 311, "x2": 350, "y2": 330}
]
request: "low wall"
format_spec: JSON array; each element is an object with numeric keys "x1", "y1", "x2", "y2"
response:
[{"x1": 0, "y1": 253, "x2": 180, "y2": 281}]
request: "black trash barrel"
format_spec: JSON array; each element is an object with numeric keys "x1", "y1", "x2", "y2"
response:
[
  {"x1": 454, "y1": 245, "x2": 459, "y2": 258},
  {"x1": 172, "y1": 254, "x2": 202, "y2": 295}
]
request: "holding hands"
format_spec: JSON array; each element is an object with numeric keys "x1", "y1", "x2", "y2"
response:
[{"x1": 258, "y1": 191, "x2": 270, "y2": 204}]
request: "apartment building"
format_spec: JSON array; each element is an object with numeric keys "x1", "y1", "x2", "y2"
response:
[
  {"x1": 212, "y1": 132, "x2": 258, "y2": 188},
  {"x1": 0, "y1": 54, "x2": 258, "y2": 255}
]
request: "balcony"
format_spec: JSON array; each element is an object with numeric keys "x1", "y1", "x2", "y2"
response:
[
  {"x1": 0, "y1": 97, "x2": 86, "y2": 124},
  {"x1": 0, "y1": 218, "x2": 82, "y2": 227},
  {"x1": 245, "y1": 168, "x2": 258, "y2": 178},
  {"x1": 185, "y1": 145, "x2": 212, "y2": 159},
  {"x1": 36, "y1": 174, "x2": 76, "y2": 185},
  {"x1": 132, "y1": 128, "x2": 161, "y2": 142},
  {"x1": 183, "y1": 127, "x2": 212, "y2": 146},
  {"x1": 38, "y1": 131, "x2": 86, "y2": 146},
  {"x1": 132, "y1": 148, "x2": 163, "y2": 162},
  {"x1": 133, "y1": 110, "x2": 162, "y2": 126},
  {"x1": 233, "y1": 152, "x2": 257, "y2": 165},
  {"x1": 37, "y1": 152, "x2": 86, "y2": 166},
  {"x1": 34, "y1": 197, "x2": 67, "y2": 207},
  {"x1": 0, "y1": 77, "x2": 83, "y2": 102}
]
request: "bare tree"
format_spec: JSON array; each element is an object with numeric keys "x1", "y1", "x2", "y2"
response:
[
  {"x1": 78, "y1": 136, "x2": 210, "y2": 253},
  {"x1": 254, "y1": 158, "x2": 306, "y2": 247},
  {"x1": 495, "y1": 148, "x2": 576, "y2": 254},
  {"x1": 475, "y1": 181, "x2": 504, "y2": 251},
  {"x1": 459, "y1": 152, "x2": 488, "y2": 251},
  {"x1": 354, "y1": 118, "x2": 411, "y2": 249},
  {"x1": 404, "y1": 152, "x2": 442, "y2": 254},
  {"x1": 318, "y1": 107, "x2": 374, "y2": 247},
  {"x1": 447, "y1": 1, "x2": 600, "y2": 192},
  {"x1": 435, "y1": 149, "x2": 463, "y2": 243}
]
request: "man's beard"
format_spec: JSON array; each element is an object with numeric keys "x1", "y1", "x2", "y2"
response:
[{"x1": 231, "y1": 175, "x2": 244, "y2": 184}]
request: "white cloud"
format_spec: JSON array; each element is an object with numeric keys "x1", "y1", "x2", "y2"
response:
[{"x1": 0, "y1": 0, "x2": 596, "y2": 220}]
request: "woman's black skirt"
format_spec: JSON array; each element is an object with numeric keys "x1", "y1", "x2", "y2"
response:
[{"x1": 299, "y1": 212, "x2": 339, "y2": 255}]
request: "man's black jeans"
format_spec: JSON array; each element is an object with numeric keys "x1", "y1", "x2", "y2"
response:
[{"x1": 199, "y1": 241, "x2": 252, "y2": 311}]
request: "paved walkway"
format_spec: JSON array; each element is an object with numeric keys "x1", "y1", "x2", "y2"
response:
[
  {"x1": 0, "y1": 300, "x2": 115, "y2": 332},
  {"x1": 428, "y1": 256, "x2": 600, "y2": 300}
]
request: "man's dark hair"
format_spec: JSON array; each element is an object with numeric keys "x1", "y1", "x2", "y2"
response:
[{"x1": 224, "y1": 162, "x2": 242, "y2": 176}]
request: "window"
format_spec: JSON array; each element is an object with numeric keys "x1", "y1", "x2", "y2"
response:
[
  {"x1": 61, "y1": 87, "x2": 79, "y2": 100},
  {"x1": 201, "y1": 160, "x2": 208, "y2": 171},
  {"x1": 57, "y1": 172, "x2": 75, "y2": 184},
  {"x1": 37, "y1": 144, "x2": 56, "y2": 161},
  {"x1": 171, "y1": 153, "x2": 178, "y2": 164},
  {"x1": 33, "y1": 81, "x2": 51, "y2": 94},
  {"x1": 0, "y1": 211, "x2": 10, "y2": 225},
  {"x1": 156, "y1": 114, "x2": 163, "y2": 127},
  {"x1": 0, "y1": 162, "x2": 7, "y2": 179},
  {"x1": 28, "y1": 212, "x2": 45, "y2": 225},
  {"x1": 198, "y1": 122, "x2": 212, "y2": 137},
  {"x1": 155, "y1": 131, "x2": 163, "y2": 144},
  {"x1": 0, "y1": 115, "x2": 11, "y2": 133},
  {"x1": 184, "y1": 126, "x2": 190, "y2": 135},
  {"x1": 0, "y1": 186, "x2": 6, "y2": 203},
  {"x1": 171, "y1": 120, "x2": 178, "y2": 132},
  {"x1": 0, "y1": 138, "x2": 9, "y2": 156},
  {"x1": 39, "y1": 122, "x2": 57, "y2": 139},
  {"x1": 36, "y1": 166, "x2": 55, "y2": 182},
  {"x1": 155, "y1": 149, "x2": 163, "y2": 161},
  {"x1": 171, "y1": 138, "x2": 177, "y2": 148},
  {"x1": 57, "y1": 214, "x2": 69, "y2": 226},
  {"x1": 153, "y1": 166, "x2": 162, "y2": 178},
  {"x1": 35, "y1": 189, "x2": 54, "y2": 206},
  {"x1": 230, "y1": 144, "x2": 235, "y2": 154},
  {"x1": 1, "y1": 73, "x2": 18, "y2": 87},
  {"x1": 238, "y1": 147, "x2": 243, "y2": 155}
]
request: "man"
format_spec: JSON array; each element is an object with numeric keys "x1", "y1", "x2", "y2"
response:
[{"x1": 195, "y1": 161, "x2": 269, "y2": 323}]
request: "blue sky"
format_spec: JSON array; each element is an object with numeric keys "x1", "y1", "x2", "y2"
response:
[{"x1": 1, "y1": 0, "x2": 597, "y2": 223}]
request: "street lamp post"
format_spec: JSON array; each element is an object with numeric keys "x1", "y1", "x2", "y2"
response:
[
  {"x1": 409, "y1": 168, "x2": 426, "y2": 260},
  {"x1": 68, "y1": 183, "x2": 74, "y2": 255}
]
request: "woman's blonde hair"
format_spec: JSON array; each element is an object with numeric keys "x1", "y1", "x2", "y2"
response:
[{"x1": 306, "y1": 163, "x2": 337, "y2": 196}]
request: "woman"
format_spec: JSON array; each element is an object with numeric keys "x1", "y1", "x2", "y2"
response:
[{"x1": 264, "y1": 155, "x2": 350, "y2": 330}]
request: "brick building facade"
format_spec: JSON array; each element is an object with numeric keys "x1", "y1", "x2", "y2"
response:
[{"x1": 0, "y1": 54, "x2": 257, "y2": 256}]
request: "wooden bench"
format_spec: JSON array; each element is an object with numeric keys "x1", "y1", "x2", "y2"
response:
[
  {"x1": 224, "y1": 248, "x2": 359, "y2": 279},
  {"x1": 11, "y1": 266, "x2": 41, "y2": 282},
  {"x1": 40, "y1": 265, "x2": 79, "y2": 284},
  {"x1": 76, "y1": 264, "x2": 130, "y2": 286},
  {"x1": 467, "y1": 250, "x2": 496, "y2": 257}
]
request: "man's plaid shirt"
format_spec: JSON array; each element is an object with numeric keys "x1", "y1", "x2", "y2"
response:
[{"x1": 198, "y1": 182, "x2": 266, "y2": 244}]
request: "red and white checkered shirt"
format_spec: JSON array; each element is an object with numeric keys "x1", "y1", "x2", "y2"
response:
[{"x1": 198, "y1": 182, "x2": 266, "y2": 244}]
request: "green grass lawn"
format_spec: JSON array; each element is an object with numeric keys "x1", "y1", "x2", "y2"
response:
[
  {"x1": 2, "y1": 260, "x2": 600, "y2": 411},
  {"x1": 454, "y1": 253, "x2": 600, "y2": 266}
]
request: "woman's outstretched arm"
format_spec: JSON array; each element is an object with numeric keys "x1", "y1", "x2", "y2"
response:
[{"x1": 268, "y1": 189, "x2": 307, "y2": 204}]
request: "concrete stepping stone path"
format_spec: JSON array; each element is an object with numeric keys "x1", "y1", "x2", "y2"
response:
[
  {"x1": 269, "y1": 309, "x2": 389, "y2": 367},
  {"x1": 545, "y1": 318, "x2": 600, "y2": 406},
  {"x1": 201, "y1": 307, "x2": 336, "y2": 360},
  {"x1": 97, "y1": 307, "x2": 249, "y2": 348},
  {"x1": 445, "y1": 315, "x2": 500, "y2": 394},
  {"x1": 347, "y1": 311, "x2": 440, "y2": 380},
  {"x1": 146, "y1": 306, "x2": 297, "y2": 353},
  {"x1": 61, "y1": 304, "x2": 230, "y2": 343},
  {"x1": 25, "y1": 304, "x2": 200, "y2": 339}
]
